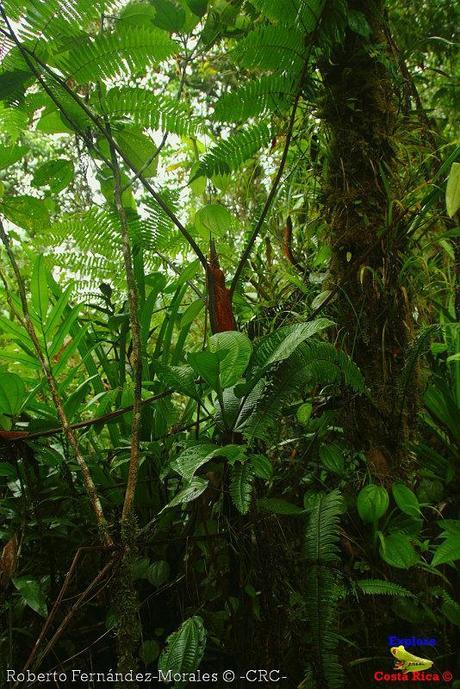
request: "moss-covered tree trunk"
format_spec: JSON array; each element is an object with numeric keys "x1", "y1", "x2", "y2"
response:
[{"x1": 321, "y1": 0, "x2": 416, "y2": 474}]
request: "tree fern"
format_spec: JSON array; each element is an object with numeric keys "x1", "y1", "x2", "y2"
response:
[
  {"x1": 231, "y1": 24, "x2": 305, "y2": 73},
  {"x1": 251, "y1": 0, "x2": 324, "y2": 33},
  {"x1": 304, "y1": 490, "x2": 344, "y2": 689},
  {"x1": 54, "y1": 26, "x2": 178, "y2": 84},
  {"x1": 94, "y1": 87, "x2": 202, "y2": 136},
  {"x1": 1, "y1": 0, "x2": 110, "y2": 42},
  {"x1": 213, "y1": 75, "x2": 296, "y2": 123},
  {"x1": 43, "y1": 203, "x2": 178, "y2": 288},
  {"x1": 240, "y1": 340, "x2": 364, "y2": 441},
  {"x1": 0, "y1": 102, "x2": 28, "y2": 142},
  {"x1": 194, "y1": 123, "x2": 273, "y2": 179}
]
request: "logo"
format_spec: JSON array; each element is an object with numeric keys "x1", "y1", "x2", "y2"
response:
[
  {"x1": 387, "y1": 636, "x2": 437, "y2": 648},
  {"x1": 390, "y1": 645, "x2": 433, "y2": 673},
  {"x1": 373, "y1": 644, "x2": 453, "y2": 683}
]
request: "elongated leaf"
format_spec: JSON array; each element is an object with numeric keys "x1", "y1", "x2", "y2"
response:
[
  {"x1": 446, "y1": 162, "x2": 460, "y2": 218},
  {"x1": 229, "y1": 463, "x2": 254, "y2": 514},
  {"x1": 31, "y1": 255, "x2": 49, "y2": 321}
]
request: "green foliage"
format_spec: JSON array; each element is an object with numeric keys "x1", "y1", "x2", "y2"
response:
[
  {"x1": 158, "y1": 616, "x2": 207, "y2": 684},
  {"x1": 229, "y1": 462, "x2": 254, "y2": 514},
  {"x1": 194, "y1": 124, "x2": 273, "y2": 178},
  {"x1": 95, "y1": 87, "x2": 202, "y2": 136},
  {"x1": 357, "y1": 485, "x2": 389, "y2": 524},
  {"x1": 304, "y1": 490, "x2": 344, "y2": 689},
  {"x1": 213, "y1": 76, "x2": 295, "y2": 122},
  {"x1": 357, "y1": 579, "x2": 414, "y2": 597},
  {"x1": 0, "y1": 0, "x2": 457, "y2": 682},
  {"x1": 12, "y1": 576, "x2": 48, "y2": 617},
  {"x1": 55, "y1": 26, "x2": 178, "y2": 84}
]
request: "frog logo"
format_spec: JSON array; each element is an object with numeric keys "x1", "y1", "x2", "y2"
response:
[{"x1": 390, "y1": 645, "x2": 434, "y2": 673}]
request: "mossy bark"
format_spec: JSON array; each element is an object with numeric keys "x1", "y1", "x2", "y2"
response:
[
  {"x1": 112, "y1": 517, "x2": 141, "y2": 688},
  {"x1": 321, "y1": 0, "x2": 416, "y2": 474}
]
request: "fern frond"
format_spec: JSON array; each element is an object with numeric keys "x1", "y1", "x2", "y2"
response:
[
  {"x1": 0, "y1": 102, "x2": 28, "y2": 141},
  {"x1": 305, "y1": 490, "x2": 343, "y2": 563},
  {"x1": 357, "y1": 579, "x2": 414, "y2": 597},
  {"x1": 251, "y1": 0, "x2": 324, "y2": 33},
  {"x1": 240, "y1": 340, "x2": 364, "y2": 441},
  {"x1": 1, "y1": 0, "x2": 112, "y2": 43},
  {"x1": 94, "y1": 87, "x2": 202, "y2": 136},
  {"x1": 231, "y1": 24, "x2": 304, "y2": 73},
  {"x1": 194, "y1": 123, "x2": 273, "y2": 179},
  {"x1": 54, "y1": 26, "x2": 178, "y2": 83},
  {"x1": 213, "y1": 76, "x2": 295, "y2": 122},
  {"x1": 304, "y1": 490, "x2": 344, "y2": 689}
]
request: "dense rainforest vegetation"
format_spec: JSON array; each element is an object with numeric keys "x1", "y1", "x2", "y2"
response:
[{"x1": 0, "y1": 0, "x2": 459, "y2": 687}]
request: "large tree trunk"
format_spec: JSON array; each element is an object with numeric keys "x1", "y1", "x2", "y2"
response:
[{"x1": 321, "y1": 0, "x2": 416, "y2": 475}]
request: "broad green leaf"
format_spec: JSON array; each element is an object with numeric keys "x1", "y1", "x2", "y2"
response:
[
  {"x1": 188, "y1": 164, "x2": 206, "y2": 196},
  {"x1": 172, "y1": 443, "x2": 217, "y2": 480},
  {"x1": 155, "y1": 363, "x2": 198, "y2": 399},
  {"x1": 0, "y1": 372, "x2": 26, "y2": 416},
  {"x1": 187, "y1": 0, "x2": 208, "y2": 17},
  {"x1": 253, "y1": 319, "x2": 333, "y2": 369},
  {"x1": 319, "y1": 444, "x2": 345, "y2": 475},
  {"x1": 32, "y1": 159, "x2": 74, "y2": 194},
  {"x1": 0, "y1": 145, "x2": 27, "y2": 171},
  {"x1": 187, "y1": 350, "x2": 226, "y2": 390},
  {"x1": 31, "y1": 255, "x2": 49, "y2": 321},
  {"x1": 158, "y1": 616, "x2": 206, "y2": 678},
  {"x1": 194, "y1": 204, "x2": 233, "y2": 238},
  {"x1": 357, "y1": 485, "x2": 389, "y2": 523},
  {"x1": 120, "y1": 2, "x2": 157, "y2": 25},
  {"x1": 165, "y1": 477, "x2": 208, "y2": 510},
  {"x1": 379, "y1": 533, "x2": 419, "y2": 569},
  {"x1": 209, "y1": 331, "x2": 252, "y2": 388},
  {"x1": 446, "y1": 162, "x2": 460, "y2": 218},
  {"x1": 392, "y1": 483, "x2": 421, "y2": 518},
  {"x1": 151, "y1": 0, "x2": 186, "y2": 31},
  {"x1": 0, "y1": 195, "x2": 50, "y2": 231},
  {"x1": 173, "y1": 443, "x2": 244, "y2": 480},
  {"x1": 432, "y1": 535, "x2": 460, "y2": 567},
  {"x1": 12, "y1": 576, "x2": 48, "y2": 617},
  {"x1": 115, "y1": 127, "x2": 159, "y2": 178},
  {"x1": 348, "y1": 9, "x2": 371, "y2": 37},
  {"x1": 36, "y1": 110, "x2": 73, "y2": 134},
  {"x1": 296, "y1": 402, "x2": 313, "y2": 425},
  {"x1": 250, "y1": 454, "x2": 273, "y2": 479}
]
